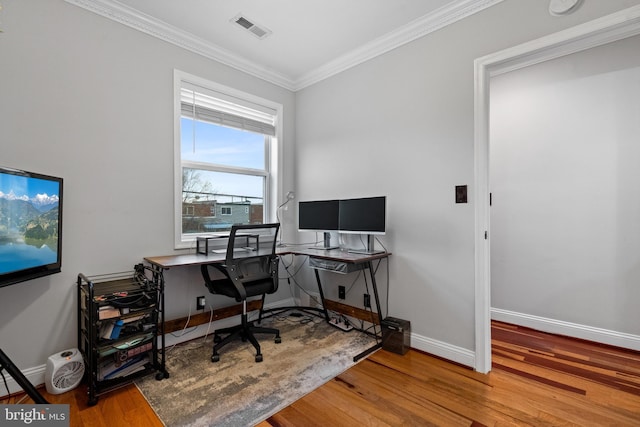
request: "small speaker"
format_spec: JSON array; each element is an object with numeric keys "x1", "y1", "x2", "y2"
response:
[{"x1": 381, "y1": 317, "x2": 411, "y2": 355}]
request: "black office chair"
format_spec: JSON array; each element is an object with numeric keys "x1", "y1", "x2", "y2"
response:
[{"x1": 201, "y1": 223, "x2": 281, "y2": 363}]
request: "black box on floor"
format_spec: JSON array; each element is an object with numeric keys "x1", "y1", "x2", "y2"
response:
[{"x1": 381, "y1": 317, "x2": 411, "y2": 355}]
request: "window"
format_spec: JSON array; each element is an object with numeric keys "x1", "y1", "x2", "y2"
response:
[{"x1": 174, "y1": 71, "x2": 282, "y2": 248}]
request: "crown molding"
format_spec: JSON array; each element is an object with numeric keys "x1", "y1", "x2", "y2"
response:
[
  {"x1": 294, "y1": 0, "x2": 504, "y2": 90},
  {"x1": 65, "y1": 0, "x2": 503, "y2": 92},
  {"x1": 64, "y1": 0, "x2": 296, "y2": 90}
]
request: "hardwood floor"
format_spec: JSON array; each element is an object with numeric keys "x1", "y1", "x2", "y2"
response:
[{"x1": 4, "y1": 321, "x2": 640, "y2": 426}]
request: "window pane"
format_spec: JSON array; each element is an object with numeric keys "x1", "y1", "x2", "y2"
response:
[
  {"x1": 175, "y1": 72, "x2": 281, "y2": 248},
  {"x1": 181, "y1": 118, "x2": 265, "y2": 169},
  {"x1": 182, "y1": 168, "x2": 264, "y2": 234}
]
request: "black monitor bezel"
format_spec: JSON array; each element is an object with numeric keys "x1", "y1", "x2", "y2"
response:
[
  {"x1": 338, "y1": 196, "x2": 386, "y2": 235},
  {"x1": 0, "y1": 166, "x2": 63, "y2": 288},
  {"x1": 298, "y1": 199, "x2": 340, "y2": 232}
]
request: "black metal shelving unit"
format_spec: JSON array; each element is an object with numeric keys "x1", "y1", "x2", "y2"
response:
[{"x1": 77, "y1": 264, "x2": 168, "y2": 406}]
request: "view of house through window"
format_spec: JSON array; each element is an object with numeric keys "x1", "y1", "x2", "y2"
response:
[{"x1": 176, "y1": 73, "x2": 278, "y2": 245}]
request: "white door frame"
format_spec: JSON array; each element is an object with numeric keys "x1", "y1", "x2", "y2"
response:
[{"x1": 473, "y1": 5, "x2": 640, "y2": 374}]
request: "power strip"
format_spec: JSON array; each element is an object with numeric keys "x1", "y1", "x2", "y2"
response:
[{"x1": 328, "y1": 317, "x2": 353, "y2": 332}]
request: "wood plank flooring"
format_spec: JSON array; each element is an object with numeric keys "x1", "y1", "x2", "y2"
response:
[
  {"x1": 3, "y1": 321, "x2": 639, "y2": 426},
  {"x1": 262, "y1": 321, "x2": 640, "y2": 427}
]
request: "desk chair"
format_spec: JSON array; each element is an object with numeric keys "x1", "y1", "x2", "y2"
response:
[{"x1": 201, "y1": 223, "x2": 281, "y2": 363}]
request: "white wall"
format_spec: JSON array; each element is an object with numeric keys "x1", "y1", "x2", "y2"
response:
[
  {"x1": 294, "y1": 0, "x2": 640, "y2": 362},
  {"x1": 0, "y1": 0, "x2": 296, "y2": 377},
  {"x1": 490, "y1": 34, "x2": 640, "y2": 335}
]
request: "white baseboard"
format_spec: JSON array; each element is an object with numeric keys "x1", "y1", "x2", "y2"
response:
[
  {"x1": 2, "y1": 297, "x2": 298, "y2": 396},
  {"x1": 1, "y1": 363, "x2": 46, "y2": 397},
  {"x1": 410, "y1": 333, "x2": 475, "y2": 369},
  {"x1": 491, "y1": 308, "x2": 640, "y2": 351},
  {"x1": 25, "y1": 303, "x2": 620, "y2": 396},
  {"x1": 409, "y1": 307, "x2": 640, "y2": 371}
]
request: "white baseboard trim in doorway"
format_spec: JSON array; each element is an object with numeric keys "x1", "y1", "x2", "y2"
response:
[
  {"x1": 491, "y1": 308, "x2": 640, "y2": 351},
  {"x1": 410, "y1": 333, "x2": 476, "y2": 369}
]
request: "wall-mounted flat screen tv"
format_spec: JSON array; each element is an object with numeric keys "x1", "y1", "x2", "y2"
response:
[{"x1": 0, "y1": 167, "x2": 63, "y2": 288}]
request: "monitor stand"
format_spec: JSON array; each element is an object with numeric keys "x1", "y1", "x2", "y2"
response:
[
  {"x1": 308, "y1": 232, "x2": 339, "y2": 250},
  {"x1": 348, "y1": 234, "x2": 385, "y2": 255}
]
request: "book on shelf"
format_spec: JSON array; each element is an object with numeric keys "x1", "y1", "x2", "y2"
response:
[
  {"x1": 122, "y1": 314, "x2": 146, "y2": 323},
  {"x1": 100, "y1": 321, "x2": 114, "y2": 340},
  {"x1": 98, "y1": 354, "x2": 149, "y2": 381},
  {"x1": 98, "y1": 305, "x2": 121, "y2": 320}
]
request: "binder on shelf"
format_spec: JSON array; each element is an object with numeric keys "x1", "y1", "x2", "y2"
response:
[
  {"x1": 110, "y1": 320, "x2": 124, "y2": 339},
  {"x1": 97, "y1": 332, "x2": 154, "y2": 357}
]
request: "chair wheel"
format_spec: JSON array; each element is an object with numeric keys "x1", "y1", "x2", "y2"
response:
[
  {"x1": 255, "y1": 354, "x2": 263, "y2": 363},
  {"x1": 211, "y1": 354, "x2": 220, "y2": 363},
  {"x1": 275, "y1": 336, "x2": 282, "y2": 344}
]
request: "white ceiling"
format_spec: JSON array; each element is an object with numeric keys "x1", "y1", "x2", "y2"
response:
[{"x1": 65, "y1": 0, "x2": 502, "y2": 90}]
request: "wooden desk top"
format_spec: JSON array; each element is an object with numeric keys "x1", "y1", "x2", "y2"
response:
[
  {"x1": 144, "y1": 247, "x2": 390, "y2": 269},
  {"x1": 144, "y1": 248, "x2": 274, "y2": 269},
  {"x1": 144, "y1": 253, "x2": 224, "y2": 269}
]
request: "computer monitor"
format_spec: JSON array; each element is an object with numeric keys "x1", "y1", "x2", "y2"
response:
[
  {"x1": 338, "y1": 196, "x2": 386, "y2": 235},
  {"x1": 298, "y1": 199, "x2": 340, "y2": 249},
  {"x1": 339, "y1": 196, "x2": 386, "y2": 254}
]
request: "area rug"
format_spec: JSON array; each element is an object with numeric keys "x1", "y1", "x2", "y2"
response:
[{"x1": 135, "y1": 315, "x2": 377, "y2": 426}]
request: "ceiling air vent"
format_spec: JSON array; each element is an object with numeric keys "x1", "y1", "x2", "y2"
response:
[{"x1": 231, "y1": 14, "x2": 272, "y2": 39}]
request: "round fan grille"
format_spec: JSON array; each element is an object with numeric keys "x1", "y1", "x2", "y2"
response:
[{"x1": 51, "y1": 361, "x2": 84, "y2": 389}]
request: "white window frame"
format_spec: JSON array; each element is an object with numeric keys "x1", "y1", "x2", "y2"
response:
[{"x1": 174, "y1": 70, "x2": 283, "y2": 249}]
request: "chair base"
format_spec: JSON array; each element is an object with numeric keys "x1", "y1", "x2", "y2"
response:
[{"x1": 211, "y1": 315, "x2": 281, "y2": 363}]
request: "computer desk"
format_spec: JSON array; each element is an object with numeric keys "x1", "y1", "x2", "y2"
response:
[{"x1": 144, "y1": 247, "x2": 390, "y2": 362}]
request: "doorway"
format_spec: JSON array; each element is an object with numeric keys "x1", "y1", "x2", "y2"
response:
[{"x1": 473, "y1": 6, "x2": 640, "y2": 374}]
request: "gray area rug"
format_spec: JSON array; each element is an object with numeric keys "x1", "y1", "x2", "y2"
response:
[{"x1": 135, "y1": 314, "x2": 377, "y2": 426}]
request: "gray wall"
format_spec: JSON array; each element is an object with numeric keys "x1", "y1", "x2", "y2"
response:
[
  {"x1": 294, "y1": 0, "x2": 640, "y2": 359},
  {"x1": 1, "y1": 0, "x2": 639, "y2": 384},
  {"x1": 490, "y1": 34, "x2": 640, "y2": 335},
  {"x1": 0, "y1": 0, "x2": 295, "y2": 374}
]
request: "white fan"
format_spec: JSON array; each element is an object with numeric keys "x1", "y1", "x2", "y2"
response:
[{"x1": 45, "y1": 348, "x2": 85, "y2": 394}]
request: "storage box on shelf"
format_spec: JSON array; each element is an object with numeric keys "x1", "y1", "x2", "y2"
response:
[{"x1": 77, "y1": 264, "x2": 168, "y2": 406}]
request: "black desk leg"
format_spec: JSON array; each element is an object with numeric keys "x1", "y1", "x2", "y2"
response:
[
  {"x1": 314, "y1": 268, "x2": 331, "y2": 321},
  {"x1": 353, "y1": 343, "x2": 382, "y2": 362},
  {"x1": 152, "y1": 266, "x2": 169, "y2": 380},
  {"x1": 368, "y1": 260, "x2": 384, "y2": 327},
  {"x1": 352, "y1": 261, "x2": 384, "y2": 362}
]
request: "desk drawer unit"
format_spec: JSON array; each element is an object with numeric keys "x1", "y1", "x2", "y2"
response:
[{"x1": 309, "y1": 257, "x2": 363, "y2": 274}]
